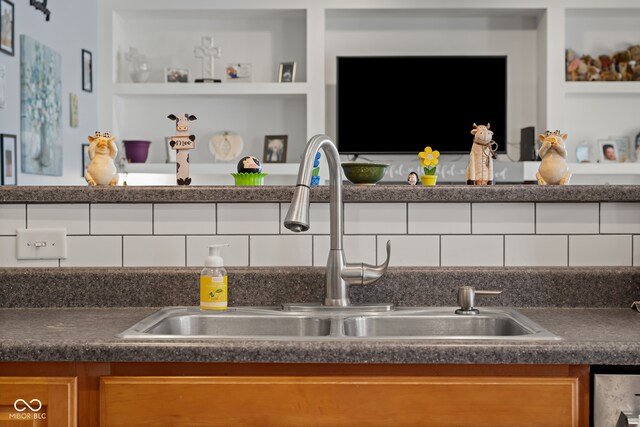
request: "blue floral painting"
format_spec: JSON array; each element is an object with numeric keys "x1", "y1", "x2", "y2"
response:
[{"x1": 20, "y1": 34, "x2": 62, "y2": 176}]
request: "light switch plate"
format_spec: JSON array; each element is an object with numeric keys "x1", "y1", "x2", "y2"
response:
[{"x1": 16, "y1": 228, "x2": 67, "y2": 260}]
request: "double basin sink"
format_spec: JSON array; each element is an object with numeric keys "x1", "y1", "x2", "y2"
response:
[{"x1": 117, "y1": 306, "x2": 560, "y2": 341}]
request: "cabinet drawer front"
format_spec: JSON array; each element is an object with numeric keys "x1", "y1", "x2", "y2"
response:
[
  {"x1": 101, "y1": 375, "x2": 578, "y2": 427},
  {"x1": 0, "y1": 377, "x2": 77, "y2": 427}
]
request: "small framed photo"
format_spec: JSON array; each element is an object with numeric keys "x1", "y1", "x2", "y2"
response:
[
  {"x1": 165, "y1": 137, "x2": 176, "y2": 163},
  {"x1": 277, "y1": 62, "x2": 296, "y2": 83},
  {"x1": 225, "y1": 63, "x2": 252, "y2": 81},
  {"x1": 263, "y1": 135, "x2": 288, "y2": 163},
  {"x1": 82, "y1": 49, "x2": 92, "y2": 92},
  {"x1": 81, "y1": 143, "x2": 90, "y2": 177},
  {"x1": 598, "y1": 139, "x2": 623, "y2": 163},
  {"x1": 609, "y1": 136, "x2": 632, "y2": 162},
  {"x1": 0, "y1": 0, "x2": 15, "y2": 56},
  {"x1": 165, "y1": 67, "x2": 189, "y2": 83},
  {"x1": 1, "y1": 133, "x2": 17, "y2": 185}
]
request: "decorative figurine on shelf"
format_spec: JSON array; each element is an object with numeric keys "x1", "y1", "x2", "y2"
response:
[
  {"x1": 536, "y1": 130, "x2": 572, "y2": 185},
  {"x1": 310, "y1": 152, "x2": 321, "y2": 186},
  {"x1": 466, "y1": 123, "x2": 498, "y2": 185},
  {"x1": 194, "y1": 35, "x2": 222, "y2": 83},
  {"x1": 407, "y1": 171, "x2": 419, "y2": 186},
  {"x1": 85, "y1": 131, "x2": 118, "y2": 186},
  {"x1": 418, "y1": 146, "x2": 439, "y2": 186},
  {"x1": 124, "y1": 47, "x2": 150, "y2": 83},
  {"x1": 167, "y1": 113, "x2": 197, "y2": 186},
  {"x1": 232, "y1": 155, "x2": 267, "y2": 186}
]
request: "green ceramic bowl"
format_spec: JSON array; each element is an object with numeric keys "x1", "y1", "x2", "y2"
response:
[{"x1": 341, "y1": 162, "x2": 389, "y2": 185}]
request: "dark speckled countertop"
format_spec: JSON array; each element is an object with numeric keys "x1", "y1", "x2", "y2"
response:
[
  {"x1": 1, "y1": 267, "x2": 639, "y2": 365},
  {"x1": 1, "y1": 184, "x2": 640, "y2": 203}
]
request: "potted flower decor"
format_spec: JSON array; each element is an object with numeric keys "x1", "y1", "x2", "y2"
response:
[{"x1": 418, "y1": 146, "x2": 440, "y2": 186}]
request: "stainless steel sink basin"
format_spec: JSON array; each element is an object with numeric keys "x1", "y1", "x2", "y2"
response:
[
  {"x1": 117, "y1": 306, "x2": 559, "y2": 341},
  {"x1": 342, "y1": 309, "x2": 554, "y2": 339}
]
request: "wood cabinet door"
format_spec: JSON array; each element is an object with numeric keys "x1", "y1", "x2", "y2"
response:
[
  {"x1": 0, "y1": 377, "x2": 77, "y2": 427},
  {"x1": 101, "y1": 375, "x2": 578, "y2": 426}
]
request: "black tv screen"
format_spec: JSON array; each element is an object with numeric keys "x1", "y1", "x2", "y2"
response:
[{"x1": 337, "y1": 56, "x2": 507, "y2": 155}]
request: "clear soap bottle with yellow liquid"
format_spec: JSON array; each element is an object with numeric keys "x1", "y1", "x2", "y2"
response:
[{"x1": 200, "y1": 244, "x2": 228, "y2": 310}]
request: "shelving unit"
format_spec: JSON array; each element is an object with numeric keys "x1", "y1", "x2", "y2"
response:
[{"x1": 98, "y1": 0, "x2": 640, "y2": 184}]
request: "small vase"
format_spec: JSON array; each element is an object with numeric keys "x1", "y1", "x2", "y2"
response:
[{"x1": 421, "y1": 175, "x2": 437, "y2": 186}]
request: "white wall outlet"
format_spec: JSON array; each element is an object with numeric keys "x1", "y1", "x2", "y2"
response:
[{"x1": 16, "y1": 228, "x2": 68, "y2": 260}]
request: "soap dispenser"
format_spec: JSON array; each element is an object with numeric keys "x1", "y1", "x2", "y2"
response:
[{"x1": 200, "y1": 244, "x2": 228, "y2": 310}]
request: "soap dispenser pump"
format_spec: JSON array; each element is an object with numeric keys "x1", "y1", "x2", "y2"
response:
[{"x1": 200, "y1": 244, "x2": 228, "y2": 310}]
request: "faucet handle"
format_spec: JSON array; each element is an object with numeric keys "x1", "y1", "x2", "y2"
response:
[
  {"x1": 455, "y1": 286, "x2": 502, "y2": 315},
  {"x1": 361, "y1": 240, "x2": 391, "y2": 285}
]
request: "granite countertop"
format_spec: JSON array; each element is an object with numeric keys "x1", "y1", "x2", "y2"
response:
[
  {"x1": 1, "y1": 307, "x2": 640, "y2": 364},
  {"x1": 1, "y1": 184, "x2": 639, "y2": 203}
]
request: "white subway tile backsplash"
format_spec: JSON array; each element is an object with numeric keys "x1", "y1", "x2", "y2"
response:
[
  {"x1": 472, "y1": 203, "x2": 534, "y2": 234},
  {"x1": 344, "y1": 203, "x2": 406, "y2": 235},
  {"x1": 569, "y1": 235, "x2": 632, "y2": 266},
  {"x1": 504, "y1": 235, "x2": 568, "y2": 266},
  {"x1": 0, "y1": 236, "x2": 59, "y2": 267},
  {"x1": 123, "y1": 236, "x2": 185, "y2": 267},
  {"x1": 187, "y1": 235, "x2": 249, "y2": 267},
  {"x1": 634, "y1": 236, "x2": 640, "y2": 266},
  {"x1": 154, "y1": 203, "x2": 215, "y2": 235},
  {"x1": 313, "y1": 235, "x2": 376, "y2": 267},
  {"x1": 250, "y1": 235, "x2": 312, "y2": 266},
  {"x1": 280, "y1": 203, "x2": 330, "y2": 234},
  {"x1": 377, "y1": 235, "x2": 439, "y2": 267},
  {"x1": 409, "y1": 203, "x2": 470, "y2": 234},
  {"x1": 441, "y1": 235, "x2": 503, "y2": 266},
  {"x1": 601, "y1": 203, "x2": 640, "y2": 234},
  {"x1": 0, "y1": 205, "x2": 25, "y2": 235},
  {"x1": 91, "y1": 204, "x2": 152, "y2": 235},
  {"x1": 218, "y1": 203, "x2": 279, "y2": 235},
  {"x1": 61, "y1": 236, "x2": 122, "y2": 267},
  {"x1": 27, "y1": 204, "x2": 90, "y2": 235},
  {"x1": 536, "y1": 203, "x2": 599, "y2": 234}
]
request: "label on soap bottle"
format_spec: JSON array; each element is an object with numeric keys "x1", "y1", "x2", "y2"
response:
[{"x1": 200, "y1": 276, "x2": 228, "y2": 310}]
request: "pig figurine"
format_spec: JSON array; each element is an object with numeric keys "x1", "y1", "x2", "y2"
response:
[
  {"x1": 85, "y1": 131, "x2": 118, "y2": 186},
  {"x1": 536, "y1": 130, "x2": 572, "y2": 185}
]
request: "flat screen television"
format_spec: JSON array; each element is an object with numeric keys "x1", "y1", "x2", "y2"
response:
[{"x1": 337, "y1": 56, "x2": 507, "y2": 155}]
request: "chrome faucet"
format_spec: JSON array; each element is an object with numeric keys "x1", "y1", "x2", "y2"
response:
[{"x1": 284, "y1": 134, "x2": 391, "y2": 307}]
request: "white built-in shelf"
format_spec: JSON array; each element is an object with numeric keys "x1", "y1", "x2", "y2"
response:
[
  {"x1": 112, "y1": 83, "x2": 309, "y2": 96},
  {"x1": 563, "y1": 82, "x2": 640, "y2": 95}
]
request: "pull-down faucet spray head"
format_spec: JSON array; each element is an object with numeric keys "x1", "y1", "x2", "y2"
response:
[{"x1": 284, "y1": 185, "x2": 310, "y2": 233}]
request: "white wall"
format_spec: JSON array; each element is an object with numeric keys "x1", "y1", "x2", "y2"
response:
[{"x1": 0, "y1": 0, "x2": 98, "y2": 185}]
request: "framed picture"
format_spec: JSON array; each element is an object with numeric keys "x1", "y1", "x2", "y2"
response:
[
  {"x1": 263, "y1": 135, "x2": 287, "y2": 163},
  {"x1": 225, "y1": 63, "x2": 252, "y2": 81},
  {"x1": 277, "y1": 62, "x2": 296, "y2": 83},
  {"x1": 0, "y1": 0, "x2": 14, "y2": 56},
  {"x1": 81, "y1": 143, "x2": 89, "y2": 177},
  {"x1": 165, "y1": 67, "x2": 189, "y2": 83},
  {"x1": 0, "y1": 64, "x2": 5, "y2": 108},
  {"x1": 165, "y1": 137, "x2": 176, "y2": 163},
  {"x1": 1, "y1": 134, "x2": 17, "y2": 185},
  {"x1": 598, "y1": 139, "x2": 625, "y2": 163},
  {"x1": 82, "y1": 49, "x2": 92, "y2": 92},
  {"x1": 609, "y1": 136, "x2": 631, "y2": 162},
  {"x1": 69, "y1": 93, "x2": 79, "y2": 127}
]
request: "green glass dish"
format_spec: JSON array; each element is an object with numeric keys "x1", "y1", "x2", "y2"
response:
[{"x1": 341, "y1": 162, "x2": 389, "y2": 185}]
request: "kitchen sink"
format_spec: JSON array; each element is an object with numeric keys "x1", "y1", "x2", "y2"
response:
[{"x1": 117, "y1": 306, "x2": 560, "y2": 341}]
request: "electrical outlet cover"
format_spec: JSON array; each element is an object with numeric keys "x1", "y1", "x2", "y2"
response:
[{"x1": 16, "y1": 228, "x2": 68, "y2": 260}]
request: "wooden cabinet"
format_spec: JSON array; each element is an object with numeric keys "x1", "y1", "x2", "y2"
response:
[
  {"x1": 0, "y1": 376, "x2": 77, "y2": 426},
  {"x1": 100, "y1": 375, "x2": 579, "y2": 427}
]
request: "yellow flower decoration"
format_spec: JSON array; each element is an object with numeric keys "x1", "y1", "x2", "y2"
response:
[{"x1": 418, "y1": 146, "x2": 440, "y2": 169}]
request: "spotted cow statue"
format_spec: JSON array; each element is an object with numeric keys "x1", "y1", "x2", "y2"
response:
[
  {"x1": 168, "y1": 113, "x2": 197, "y2": 185},
  {"x1": 85, "y1": 131, "x2": 118, "y2": 186},
  {"x1": 466, "y1": 123, "x2": 498, "y2": 185}
]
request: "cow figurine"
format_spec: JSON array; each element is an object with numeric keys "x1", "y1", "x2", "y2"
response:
[
  {"x1": 466, "y1": 123, "x2": 498, "y2": 185},
  {"x1": 536, "y1": 130, "x2": 571, "y2": 185},
  {"x1": 168, "y1": 113, "x2": 197, "y2": 185},
  {"x1": 85, "y1": 131, "x2": 118, "y2": 186}
]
